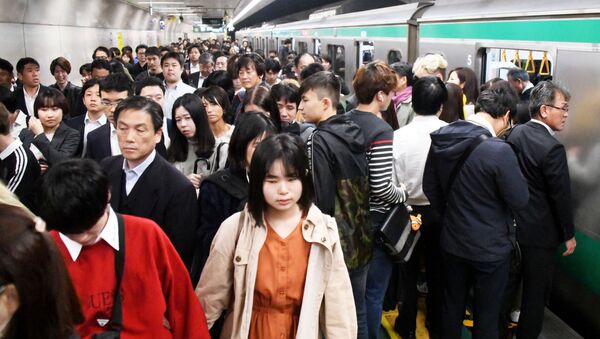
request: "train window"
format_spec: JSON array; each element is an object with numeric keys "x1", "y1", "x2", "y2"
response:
[
  {"x1": 298, "y1": 41, "x2": 308, "y2": 54},
  {"x1": 388, "y1": 50, "x2": 402, "y2": 64},
  {"x1": 314, "y1": 39, "x2": 321, "y2": 56},
  {"x1": 357, "y1": 41, "x2": 374, "y2": 67},
  {"x1": 328, "y1": 44, "x2": 346, "y2": 80},
  {"x1": 482, "y1": 48, "x2": 553, "y2": 85}
]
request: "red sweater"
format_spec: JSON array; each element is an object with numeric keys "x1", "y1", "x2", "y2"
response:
[{"x1": 51, "y1": 214, "x2": 210, "y2": 339}]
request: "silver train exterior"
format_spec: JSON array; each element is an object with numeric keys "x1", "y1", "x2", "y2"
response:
[{"x1": 241, "y1": 0, "x2": 600, "y2": 336}]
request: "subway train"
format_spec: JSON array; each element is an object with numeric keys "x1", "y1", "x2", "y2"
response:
[{"x1": 240, "y1": 0, "x2": 600, "y2": 336}]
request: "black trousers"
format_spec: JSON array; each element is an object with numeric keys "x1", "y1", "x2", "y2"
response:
[
  {"x1": 516, "y1": 246, "x2": 556, "y2": 339},
  {"x1": 441, "y1": 251, "x2": 510, "y2": 339},
  {"x1": 395, "y1": 205, "x2": 443, "y2": 337}
]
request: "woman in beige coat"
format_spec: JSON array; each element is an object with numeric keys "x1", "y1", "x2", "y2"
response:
[{"x1": 196, "y1": 134, "x2": 357, "y2": 338}]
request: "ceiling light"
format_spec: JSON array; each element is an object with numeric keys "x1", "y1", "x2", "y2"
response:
[
  {"x1": 228, "y1": 0, "x2": 263, "y2": 28},
  {"x1": 138, "y1": 1, "x2": 185, "y2": 4}
]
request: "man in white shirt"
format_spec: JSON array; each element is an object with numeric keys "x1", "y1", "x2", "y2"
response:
[
  {"x1": 392, "y1": 76, "x2": 448, "y2": 339},
  {"x1": 66, "y1": 78, "x2": 107, "y2": 157},
  {"x1": 14, "y1": 57, "x2": 48, "y2": 116},
  {"x1": 161, "y1": 52, "x2": 195, "y2": 120}
]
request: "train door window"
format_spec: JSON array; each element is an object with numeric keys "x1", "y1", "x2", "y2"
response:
[
  {"x1": 298, "y1": 41, "x2": 308, "y2": 54},
  {"x1": 314, "y1": 39, "x2": 321, "y2": 56},
  {"x1": 328, "y1": 44, "x2": 346, "y2": 80},
  {"x1": 388, "y1": 50, "x2": 402, "y2": 64},
  {"x1": 357, "y1": 41, "x2": 374, "y2": 67},
  {"x1": 482, "y1": 48, "x2": 553, "y2": 85}
]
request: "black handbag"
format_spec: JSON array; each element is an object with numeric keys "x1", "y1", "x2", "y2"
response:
[
  {"x1": 376, "y1": 204, "x2": 422, "y2": 263},
  {"x1": 92, "y1": 214, "x2": 126, "y2": 339}
]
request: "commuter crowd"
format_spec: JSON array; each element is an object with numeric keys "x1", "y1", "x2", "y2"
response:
[{"x1": 0, "y1": 36, "x2": 577, "y2": 339}]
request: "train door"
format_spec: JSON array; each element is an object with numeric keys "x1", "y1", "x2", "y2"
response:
[
  {"x1": 357, "y1": 41, "x2": 374, "y2": 67},
  {"x1": 298, "y1": 40, "x2": 308, "y2": 54},
  {"x1": 327, "y1": 44, "x2": 346, "y2": 80},
  {"x1": 481, "y1": 47, "x2": 553, "y2": 84}
]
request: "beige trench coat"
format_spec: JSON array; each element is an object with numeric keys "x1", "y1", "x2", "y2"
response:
[{"x1": 196, "y1": 204, "x2": 357, "y2": 338}]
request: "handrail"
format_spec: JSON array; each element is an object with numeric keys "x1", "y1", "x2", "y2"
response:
[
  {"x1": 512, "y1": 50, "x2": 521, "y2": 68},
  {"x1": 539, "y1": 51, "x2": 551, "y2": 76},
  {"x1": 525, "y1": 50, "x2": 536, "y2": 74}
]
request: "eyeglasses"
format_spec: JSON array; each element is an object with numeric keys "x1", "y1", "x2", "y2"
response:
[
  {"x1": 545, "y1": 104, "x2": 569, "y2": 112},
  {"x1": 101, "y1": 99, "x2": 124, "y2": 107}
]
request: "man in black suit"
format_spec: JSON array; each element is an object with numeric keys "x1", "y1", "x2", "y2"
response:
[
  {"x1": 86, "y1": 74, "x2": 166, "y2": 163},
  {"x1": 101, "y1": 96, "x2": 197, "y2": 271},
  {"x1": 507, "y1": 68, "x2": 534, "y2": 102},
  {"x1": 507, "y1": 81, "x2": 576, "y2": 338},
  {"x1": 66, "y1": 78, "x2": 107, "y2": 157},
  {"x1": 187, "y1": 53, "x2": 214, "y2": 88},
  {"x1": 13, "y1": 57, "x2": 49, "y2": 116}
]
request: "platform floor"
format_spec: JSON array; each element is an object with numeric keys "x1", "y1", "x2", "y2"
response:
[{"x1": 380, "y1": 297, "x2": 582, "y2": 339}]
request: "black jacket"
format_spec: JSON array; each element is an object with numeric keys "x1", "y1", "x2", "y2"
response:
[
  {"x1": 196, "y1": 166, "x2": 248, "y2": 277},
  {"x1": 507, "y1": 121, "x2": 575, "y2": 248},
  {"x1": 50, "y1": 82, "x2": 86, "y2": 118},
  {"x1": 101, "y1": 154, "x2": 198, "y2": 270},
  {"x1": 308, "y1": 114, "x2": 372, "y2": 270},
  {"x1": 19, "y1": 122, "x2": 80, "y2": 165},
  {"x1": 0, "y1": 140, "x2": 40, "y2": 208},
  {"x1": 85, "y1": 123, "x2": 167, "y2": 163},
  {"x1": 423, "y1": 120, "x2": 529, "y2": 261},
  {"x1": 13, "y1": 85, "x2": 49, "y2": 116}
]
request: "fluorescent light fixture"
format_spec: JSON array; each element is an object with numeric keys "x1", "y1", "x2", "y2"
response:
[
  {"x1": 167, "y1": 13, "x2": 199, "y2": 16},
  {"x1": 138, "y1": 1, "x2": 184, "y2": 4},
  {"x1": 228, "y1": 0, "x2": 263, "y2": 28}
]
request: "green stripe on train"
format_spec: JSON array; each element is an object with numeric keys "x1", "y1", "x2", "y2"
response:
[
  {"x1": 420, "y1": 19, "x2": 600, "y2": 43},
  {"x1": 558, "y1": 230, "x2": 600, "y2": 296},
  {"x1": 273, "y1": 25, "x2": 408, "y2": 38}
]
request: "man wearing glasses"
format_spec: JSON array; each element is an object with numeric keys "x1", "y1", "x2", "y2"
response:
[{"x1": 507, "y1": 81, "x2": 576, "y2": 339}]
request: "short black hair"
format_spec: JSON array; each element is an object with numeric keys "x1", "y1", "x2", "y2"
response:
[
  {"x1": 199, "y1": 53, "x2": 214, "y2": 65},
  {"x1": 391, "y1": 62, "x2": 414, "y2": 87},
  {"x1": 475, "y1": 84, "x2": 518, "y2": 119},
  {"x1": 16, "y1": 57, "x2": 39, "y2": 74},
  {"x1": 412, "y1": 76, "x2": 448, "y2": 115},
  {"x1": 114, "y1": 96, "x2": 163, "y2": 132},
  {"x1": 271, "y1": 82, "x2": 299, "y2": 104},
  {"x1": 293, "y1": 52, "x2": 315, "y2": 68},
  {"x1": 248, "y1": 133, "x2": 314, "y2": 222},
  {"x1": 265, "y1": 59, "x2": 281, "y2": 73},
  {"x1": 237, "y1": 53, "x2": 266, "y2": 77},
  {"x1": 110, "y1": 47, "x2": 121, "y2": 57},
  {"x1": 159, "y1": 46, "x2": 171, "y2": 54},
  {"x1": 187, "y1": 44, "x2": 201, "y2": 55},
  {"x1": 38, "y1": 159, "x2": 110, "y2": 234},
  {"x1": 299, "y1": 71, "x2": 340, "y2": 109},
  {"x1": 0, "y1": 58, "x2": 14, "y2": 73},
  {"x1": 99, "y1": 73, "x2": 133, "y2": 96},
  {"x1": 161, "y1": 51, "x2": 184, "y2": 67},
  {"x1": 91, "y1": 59, "x2": 111, "y2": 72},
  {"x1": 135, "y1": 76, "x2": 165, "y2": 95},
  {"x1": 145, "y1": 46, "x2": 161, "y2": 57},
  {"x1": 79, "y1": 63, "x2": 91, "y2": 76},
  {"x1": 228, "y1": 112, "x2": 277, "y2": 169},
  {"x1": 0, "y1": 86, "x2": 17, "y2": 113},
  {"x1": 299, "y1": 62, "x2": 325, "y2": 81},
  {"x1": 122, "y1": 45, "x2": 133, "y2": 55},
  {"x1": 34, "y1": 88, "x2": 69, "y2": 118},
  {"x1": 199, "y1": 85, "x2": 232, "y2": 119},
  {"x1": 81, "y1": 78, "x2": 101, "y2": 96},
  {"x1": 135, "y1": 44, "x2": 148, "y2": 53},
  {"x1": 92, "y1": 46, "x2": 111, "y2": 60}
]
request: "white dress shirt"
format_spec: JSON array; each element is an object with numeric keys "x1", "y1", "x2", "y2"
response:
[
  {"x1": 10, "y1": 110, "x2": 27, "y2": 138},
  {"x1": 59, "y1": 206, "x2": 119, "y2": 261},
  {"x1": 23, "y1": 85, "x2": 41, "y2": 116},
  {"x1": 122, "y1": 149, "x2": 156, "y2": 195},
  {"x1": 163, "y1": 80, "x2": 195, "y2": 120},
  {"x1": 83, "y1": 113, "x2": 108, "y2": 156},
  {"x1": 393, "y1": 115, "x2": 448, "y2": 206},
  {"x1": 190, "y1": 63, "x2": 200, "y2": 74},
  {"x1": 110, "y1": 124, "x2": 121, "y2": 157}
]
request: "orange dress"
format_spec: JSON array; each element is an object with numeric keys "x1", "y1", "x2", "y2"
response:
[{"x1": 249, "y1": 218, "x2": 311, "y2": 339}]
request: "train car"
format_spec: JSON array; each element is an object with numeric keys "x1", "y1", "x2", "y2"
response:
[{"x1": 240, "y1": 0, "x2": 600, "y2": 336}]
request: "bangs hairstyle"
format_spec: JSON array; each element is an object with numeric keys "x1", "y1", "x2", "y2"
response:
[
  {"x1": 352, "y1": 61, "x2": 398, "y2": 104},
  {"x1": 237, "y1": 53, "x2": 266, "y2": 76},
  {"x1": 247, "y1": 133, "x2": 314, "y2": 222},
  {"x1": 38, "y1": 159, "x2": 109, "y2": 234},
  {"x1": 451, "y1": 67, "x2": 479, "y2": 104},
  {"x1": 168, "y1": 93, "x2": 215, "y2": 162},
  {"x1": 34, "y1": 88, "x2": 69, "y2": 118},
  {"x1": 114, "y1": 96, "x2": 163, "y2": 132},
  {"x1": 228, "y1": 112, "x2": 278, "y2": 170},
  {"x1": 200, "y1": 85, "x2": 232, "y2": 116},
  {"x1": 298, "y1": 71, "x2": 340, "y2": 108}
]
